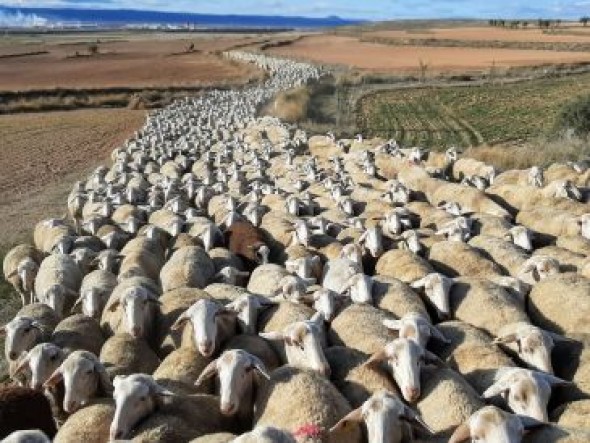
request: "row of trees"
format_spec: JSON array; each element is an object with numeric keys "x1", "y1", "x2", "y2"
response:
[
  {"x1": 489, "y1": 18, "x2": 590, "y2": 28},
  {"x1": 488, "y1": 19, "x2": 567, "y2": 29}
]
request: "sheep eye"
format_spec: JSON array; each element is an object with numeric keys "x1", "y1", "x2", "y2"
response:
[
  {"x1": 139, "y1": 396, "x2": 147, "y2": 402},
  {"x1": 86, "y1": 369, "x2": 93, "y2": 375},
  {"x1": 50, "y1": 355, "x2": 57, "y2": 361},
  {"x1": 23, "y1": 327, "x2": 31, "y2": 333}
]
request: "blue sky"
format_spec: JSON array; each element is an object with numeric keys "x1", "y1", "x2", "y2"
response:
[{"x1": 2, "y1": 0, "x2": 590, "y2": 20}]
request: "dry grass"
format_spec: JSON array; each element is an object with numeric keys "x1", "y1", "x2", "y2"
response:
[
  {"x1": 266, "y1": 86, "x2": 310, "y2": 122},
  {"x1": 465, "y1": 137, "x2": 590, "y2": 170}
]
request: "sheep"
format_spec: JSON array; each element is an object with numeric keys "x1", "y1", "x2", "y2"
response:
[
  {"x1": 516, "y1": 208, "x2": 583, "y2": 243},
  {"x1": 224, "y1": 221, "x2": 270, "y2": 271},
  {"x1": 448, "y1": 405, "x2": 543, "y2": 443},
  {"x1": 527, "y1": 273, "x2": 590, "y2": 335},
  {"x1": 43, "y1": 350, "x2": 112, "y2": 414},
  {"x1": 428, "y1": 240, "x2": 503, "y2": 278},
  {"x1": 330, "y1": 390, "x2": 433, "y2": 443},
  {"x1": 482, "y1": 367, "x2": 572, "y2": 421},
  {"x1": 552, "y1": 400, "x2": 590, "y2": 430},
  {"x1": 0, "y1": 386, "x2": 57, "y2": 439},
  {"x1": 494, "y1": 322, "x2": 571, "y2": 374},
  {"x1": 229, "y1": 426, "x2": 295, "y2": 442},
  {"x1": 53, "y1": 398, "x2": 115, "y2": 443},
  {"x1": 170, "y1": 298, "x2": 237, "y2": 357},
  {"x1": 99, "y1": 333, "x2": 160, "y2": 377},
  {"x1": 468, "y1": 235, "x2": 529, "y2": 277},
  {"x1": 101, "y1": 279, "x2": 161, "y2": 341},
  {"x1": 189, "y1": 433, "x2": 237, "y2": 443},
  {"x1": 155, "y1": 287, "x2": 211, "y2": 357},
  {"x1": 188, "y1": 217, "x2": 225, "y2": 252},
  {"x1": 375, "y1": 249, "x2": 434, "y2": 284},
  {"x1": 1, "y1": 303, "x2": 59, "y2": 364},
  {"x1": 118, "y1": 247, "x2": 163, "y2": 282},
  {"x1": 34, "y1": 253, "x2": 83, "y2": 318},
  {"x1": 33, "y1": 218, "x2": 76, "y2": 254},
  {"x1": 325, "y1": 346, "x2": 398, "y2": 408},
  {"x1": 195, "y1": 349, "x2": 271, "y2": 428},
  {"x1": 72, "y1": 269, "x2": 117, "y2": 320},
  {"x1": 109, "y1": 374, "x2": 230, "y2": 441},
  {"x1": 429, "y1": 320, "x2": 515, "y2": 395},
  {"x1": 409, "y1": 273, "x2": 454, "y2": 320},
  {"x1": 2, "y1": 244, "x2": 43, "y2": 306},
  {"x1": 10, "y1": 342, "x2": 64, "y2": 390},
  {"x1": 329, "y1": 304, "x2": 392, "y2": 355},
  {"x1": 533, "y1": 246, "x2": 586, "y2": 274},
  {"x1": 208, "y1": 247, "x2": 246, "y2": 274},
  {"x1": 51, "y1": 314, "x2": 105, "y2": 356},
  {"x1": 365, "y1": 337, "x2": 443, "y2": 402},
  {"x1": 224, "y1": 293, "x2": 275, "y2": 334},
  {"x1": 518, "y1": 255, "x2": 561, "y2": 285},
  {"x1": 247, "y1": 264, "x2": 290, "y2": 296},
  {"x1": 253, "y1": 366, "x2": 362, "y2": 443},
  {"x1": 257, "y1": 301, "x2": 315, "y2": 357},
  {"x1": 160, "y1": 246, "x2": 216, "y2": 292},
  {"x1": 447, "y1": 277, "x2": 529, "y2": 336},
  {"x1": 260, "y1": 315, "x2": 330, "y2": 375},
  {"x1": 382, "y1": 311, "x2": 449, "y2": 348},
  {"x1": 321, "y1": 258, "x2": 362, "y2": 293},
  {"x1": 556, "y1": 235, "x2": 590, "y2": 257},
  {"x1": 152, "y1": 347, "x2": 215, "y2": 395},
  {"x1": 372, "y1": 276, "x2": 430, "y2": 319},
  {"x1": 1, "y1": 430, "x2": 50, "y2": 443}
]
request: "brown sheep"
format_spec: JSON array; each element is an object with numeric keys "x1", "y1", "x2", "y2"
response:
[
  {"x1": 224, "y1": 221, "x2": 270, "y2": 271},
  {"x1": 0, "y1": 386, "x2": 57, "y2": 439}
]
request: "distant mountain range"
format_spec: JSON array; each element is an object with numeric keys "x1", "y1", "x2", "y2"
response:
[{"x1": 0, "y1": 5, "x2": 364, "y2": 29}]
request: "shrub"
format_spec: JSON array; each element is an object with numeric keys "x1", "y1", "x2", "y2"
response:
[{"x1": 557, "y1": 94, "x2": 590, "y2": 137}]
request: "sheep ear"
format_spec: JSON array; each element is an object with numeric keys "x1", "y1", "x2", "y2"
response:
[
  {"x1": 170, "y1": 313, "x2": 190, "y2": 331},
  {"x1": 195, "y1": 360, "x2": 218, "y2": 386},
  {"x1": 483, "y1": 378, "x2": 511, "y2": 398},
  {"x1": 517, "y1": 415, "x2": 546, "y2": 432},
  {"x1": 259, "y1": 331, "x2": 285, "y2": 341},
  {"x1": 43, "y1": 367, "x2": 63, "y2": 389},
  {"x1": 410, "y1": 278, "x2": 426, "y2": 289},
  {"x1": 249, "y1": 355, "x2": 271, "y2": 380},
  {"x1": 382, "y1": 319, "x2": 402, "y2": 331},
  {"x1": 12, "y1": 353, "x2": 30, "y2": 376},
  {"x1": 428, "y1": 324, "x2": 451, "y2": 344},
  {"x1": 6, "y1": 270, "x2": 18, "y2": 279},
  {"x1": 546, "y1": 332, "x2": 576, "y2": 343},
  {"x1": 421, "y1": 349, "x2": 445, "y2": 367},
  {"x1": 401, "y1": 406, "x2": 435, "y2": 435},
  {"x1": 493, "y1": 333, "x2": 518, "y2": 345},
  {"x1": 151, "y1": 383, "x2": 176, "y2": 398},
  {"x1": 71, "y1": 296, "x2": 84, "y2": 313},
  {"x1": 539, "y1": 373, "x2": 573, "y2": 387},
  {"x1": 329, "y1": 407, "x2": 363, "y2": 434},
  {"x1": 364, "y1": 349, "x2": 388, "y2": 367},
  {"x1": 448, "y1": 423, "x2": 471, "y2": 443}
]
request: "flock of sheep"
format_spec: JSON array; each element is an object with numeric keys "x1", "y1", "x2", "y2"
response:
[{"x1": 1, "y1": 50, "x2": 589, "y2": 443}]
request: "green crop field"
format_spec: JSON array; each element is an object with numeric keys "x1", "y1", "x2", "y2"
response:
[{"x1": 357, "y1": 72, "x2": 590, "y2": 148}]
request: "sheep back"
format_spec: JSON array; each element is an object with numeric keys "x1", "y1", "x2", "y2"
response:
[
  {"x1": 528, "y1": 274, "x2": 590, "y2": 335},
  {"x1": 325, "y1": 346, "x2": 398, "y2": 408},
  {"x1": 99, "y1": 333, "x2": 160, "y2": 377},
  {"x1": 254, "y1": 366, "x2": 362, "y2": 443}
]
